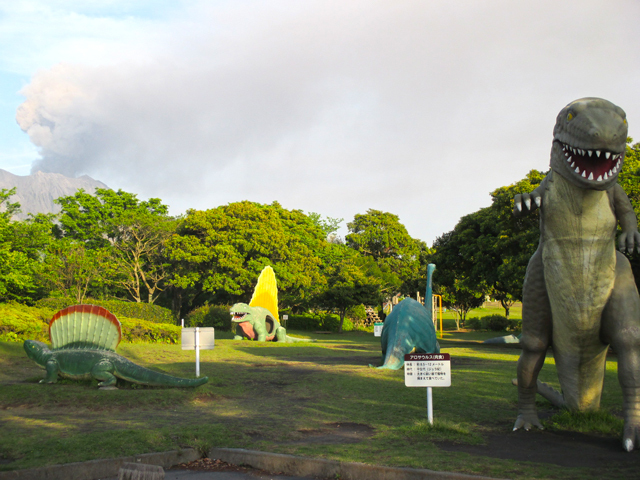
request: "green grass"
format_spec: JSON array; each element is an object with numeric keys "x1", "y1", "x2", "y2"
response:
[{"x1": 0, "y1": 330, "x2": 632, "y2": 480}]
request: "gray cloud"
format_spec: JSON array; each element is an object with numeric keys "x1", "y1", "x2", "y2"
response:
[{"x1": 15, "y1": 0, "x2": 640, "y2": 244}]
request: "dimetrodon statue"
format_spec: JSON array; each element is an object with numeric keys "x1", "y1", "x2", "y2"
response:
[
  {"x1": 230, "y1": 266, "x2": 312, "y2": 342},
  {"x1": 24, "y1": 305, "x2": 208, "y2": 389},
  {"x1": 513, "y1": 97, "x2": 640, "y2": 451}
]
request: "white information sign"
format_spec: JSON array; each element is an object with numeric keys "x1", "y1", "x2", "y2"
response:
[
  {"x1": 374, "y1": 322, "x2": 384, "y2": 337},
  {"x1": 181, "y1": 327, "x2": 215, "y2": 350},
  {"x1": 181, "y1": 327, "x2": 215, "y2": 378},
  {"x1": 404, "y1": 353, "x2": 451, "y2": 387}
]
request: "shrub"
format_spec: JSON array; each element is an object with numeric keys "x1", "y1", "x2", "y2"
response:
[
  {"x1": 0, "y1": 302, "x2": 178, "y2": 344},
  {"x1": 466, "y1": 317, "x2": 483, "y2": 331},
  {"x1": 0, "y1": 303, "x2": 52, "y2": 342},
  {"x1": 36, "y1": 298, "x2": 175, "y2": 324},
  {"x1": 346, "y1": 304, "x2": 367, "y2": 326},
  {"x1": 119, "y1": 317, "x2": 181, "y2": 344},
  {"x1": 286, "y1": 312, "x2": 353, "y2": 332},
  {"x1": 483, "y1": 314, "x2": 510, "y2": 331},
  {"x1": 185, "y1": 304, "x2": 232, "y2": 331}
]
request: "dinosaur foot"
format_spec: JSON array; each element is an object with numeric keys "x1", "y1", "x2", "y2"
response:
[
  {"x1": 623, "y1": 422, "x2": 640, "y2": 452},
  {"x1": 513, "y1": 412, "x2": 543, "y2": 432}
]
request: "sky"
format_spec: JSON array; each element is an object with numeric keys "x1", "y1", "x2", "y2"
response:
[{"x1": 1, "y1": 1, "x2": 639, "y2": 246}]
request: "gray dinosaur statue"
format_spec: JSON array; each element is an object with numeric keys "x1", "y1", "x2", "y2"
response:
[{"x1": 513, "y1": 97, "x2": 640, "y2": 452}]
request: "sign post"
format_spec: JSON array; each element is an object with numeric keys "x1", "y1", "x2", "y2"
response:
[
  {"x1": 181, "y1": 327, "x2": 215, "y2": 377},
  {"x1": 374, "y1": 322, "x2": 384, "y2": 337},
  {"x1": 404, "y1": 353, "x2": 451, "y2": 424}
]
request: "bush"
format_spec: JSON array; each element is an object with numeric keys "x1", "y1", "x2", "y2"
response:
[
  {"x1": 346, "y1": 304, "x2": 367, "y2": 325},
  {"x1": 286, "y1": 312, "x2": 353, "y2": 332},
  {"x1": 36, "y1": 298, "x2": 175, "y2": 324},
  {"x1": 0, "y1": 302, "x2": 179, "y2": 344},
  {"x1": 185, "y1": 304, "x2": 232, "y2": 331},
  {"x1": 0, "y1": 303, "x2": 52, "y2": 342},
  {"x1": 466, "y1": 317, "x2": 482, "y2": 331},
  {"x1": 119, "y1": 317, "x2": 181, "y2": 344},
  {"x1": 483, "y1": 314, "x2": 510, "y2": 331}
]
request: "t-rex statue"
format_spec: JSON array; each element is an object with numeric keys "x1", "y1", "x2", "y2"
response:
[
  {"x1": 24, "y1": 304, "x2": 208, "y2": 389},
  {"x1": 513, "y1": 97, "x2": 640, "y2": 452}
]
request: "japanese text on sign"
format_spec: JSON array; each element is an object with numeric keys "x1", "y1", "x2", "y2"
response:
[{"x1": 404, "y1": 353, "x2": 451, "y2": 387}]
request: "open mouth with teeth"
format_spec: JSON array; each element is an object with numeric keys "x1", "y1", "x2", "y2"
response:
[
  {"x1": 559, "y1": 141, "x2": 623, "y2": 182},
  {"x1": 231, "y1": 312, "x2": 248, "y2": 322}
]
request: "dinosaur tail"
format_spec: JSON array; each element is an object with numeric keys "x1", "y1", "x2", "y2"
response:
[
  {"x1": 285, "y1": 335, "x2": 316, "y2": 343},
  {"x1": 512, "y1": 378, "x2": 565, "y2": 408},
  {"x1": 118, "y1": 361, "x2": 208, "y2": 388},
  {"x1": 536, "y1": 380, "x2": 565, "y2": 408}
]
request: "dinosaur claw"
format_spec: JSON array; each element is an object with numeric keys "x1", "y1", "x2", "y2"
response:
[
  {"x1": 624, "y1": 438, "x2": 634, "y2": 452},
  {"x1": 534, "y1": 196, "x2": 541, "y2": 207}
]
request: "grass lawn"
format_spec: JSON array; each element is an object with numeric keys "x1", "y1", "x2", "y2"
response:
[{"x1": 0, "y1": 327, "x2": 633, "y2": 480}]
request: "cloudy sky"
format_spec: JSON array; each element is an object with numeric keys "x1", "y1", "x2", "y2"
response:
[{"x1": 1, "y1": 1, "x2": 639, "y2": 245}]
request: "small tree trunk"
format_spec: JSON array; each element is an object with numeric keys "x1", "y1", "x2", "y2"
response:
[{"x1": 338, "y1": 307, "x2": 346, "y2": 333}]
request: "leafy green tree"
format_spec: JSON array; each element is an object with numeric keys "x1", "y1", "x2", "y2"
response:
[
  {"x1": 430, "y1": 230, "x2": 485, "y2": 327},
  {"x1": 316, "y1": 245, "x2": 382, "y2": 332},
  {"x1": 54, "y1": 188, "x2": 174, "y2": 302},
  {"x1": 0, "y1": 189, "x2": 45, "y2": 302},
  {"x1": 429, "y1": 170, "x2": 544, "y2": 321},
  {"x1": 167, "y1": 201, "x2": 326, "y2": 313},
  {"x1": 345, "y1": 209, "x2": 421, "y2": 296},
  {"x1": 619, "y1": 139, "x2": 640, "y2": 284},
  {"x1": 307, "y1": 212, "x2": 343, "y2": 237},
  {"x1": 42, "y1": 238, "x2": 110, "y2": 303}
]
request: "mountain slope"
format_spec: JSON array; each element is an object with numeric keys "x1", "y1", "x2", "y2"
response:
[{"x1": 0, "y1": 169, "x2": 108, "y2": 219}]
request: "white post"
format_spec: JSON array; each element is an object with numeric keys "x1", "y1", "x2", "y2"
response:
[
  {"x1": 181, "y1": 318, "x2": 184, "y2": 328},
  {"x1": 195, "y1": 327, "x2": 200, "y2": 377},
  {"x1": 427, "y1": 387, "x2": 433, "y2": 425}
]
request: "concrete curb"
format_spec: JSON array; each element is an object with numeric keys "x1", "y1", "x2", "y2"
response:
[
  {"x1": 0, "y1": 447, "x2": 506, "y2": 480},
  {"x1": 0, "y1": 448, "x2": 200, "y2": 480},
  {"x1": 209, "y1": 448, "x2": 505, "y2": 480}
]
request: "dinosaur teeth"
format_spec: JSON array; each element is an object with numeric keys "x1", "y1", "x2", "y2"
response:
[
  {"x1": 596, "y1": 150, "x2": 601, "y2": 157},
  {"x1": 603, "y1": 172, "x2": 608, "y2": 180},
  {"x1": 575, "y1": 166, "x2": 580, "y2": 174},
  {"x1": 566, "y1": 156, "x2": 572, "y2": 163},
  {"x1": 588, "y1": 150, "x2": 593, "y2": 157},
  {"x1": 605, "y1": 152, "x2": 611, "y2": 159},
  {"x1": 570, "y1": 162, "x2": 575, "y2": 167},
  {"x1": 588, "y1": 172, "x2": 594, "y2": 180},
  {"x1": 597, "y1": 175, "x2": 603, "y2": 181},
  {"x1": 582, "y1": 170, "x2": 586, "y2": 178}
]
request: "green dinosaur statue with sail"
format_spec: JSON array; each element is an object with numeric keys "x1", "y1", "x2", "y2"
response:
[{"x1": 24, "y1": 305, "x2": 208, "y2": 389}]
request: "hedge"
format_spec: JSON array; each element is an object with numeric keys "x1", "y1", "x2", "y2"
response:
[
  {"x1": 36, "y1": 298, "x2": 175, "y2": 324},
  {"x1": 185, "y1": 304, "x2": 232, "y2": 331},
  {"x1": 285, "y1": 312, "x2": 354, "y2": 332},
  {"x1": 467, "y1": 315, "x2": 521, "y2": 332},
  {"x1": 0, "y1": 303, "x2": 180, "y2": 344}
]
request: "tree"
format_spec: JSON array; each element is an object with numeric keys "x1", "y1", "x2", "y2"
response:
[
  {"x1": 429, "y1": 231, "x2": 485, "y2": 328},
  {"x1": 54, "y1": 188, "x2": 175, "y2": 302},
  {"x1": 618, "y1": 139, "x2": 640, "y2": 285},
  {"x1": 429, "y1": 170, "x2": 545, "y2": 321},
  {"x1": 0, "y1": 189, "x2": 46, "y2": 303},
  {"x1": 42, "y1": 239, "x2": 110, "y2": 303},
  {"x1": 345, "y1": 209, "x2": 421, "y2": 296},
  {"x1": 167, "y1": 201, "x2": 327, "y2": 313},
  {"x1": 317, "y1": 246, "x2": 382, "y2": 332}
]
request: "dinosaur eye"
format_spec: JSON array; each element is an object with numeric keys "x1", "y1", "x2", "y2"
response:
[{"x1": 567, "y1": 113, "x2": 574, "y2": 122}]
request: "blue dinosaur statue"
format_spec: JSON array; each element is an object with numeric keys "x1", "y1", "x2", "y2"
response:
[{"x1": 374, "y1": 264, "x2": 440, "y2": 369}]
